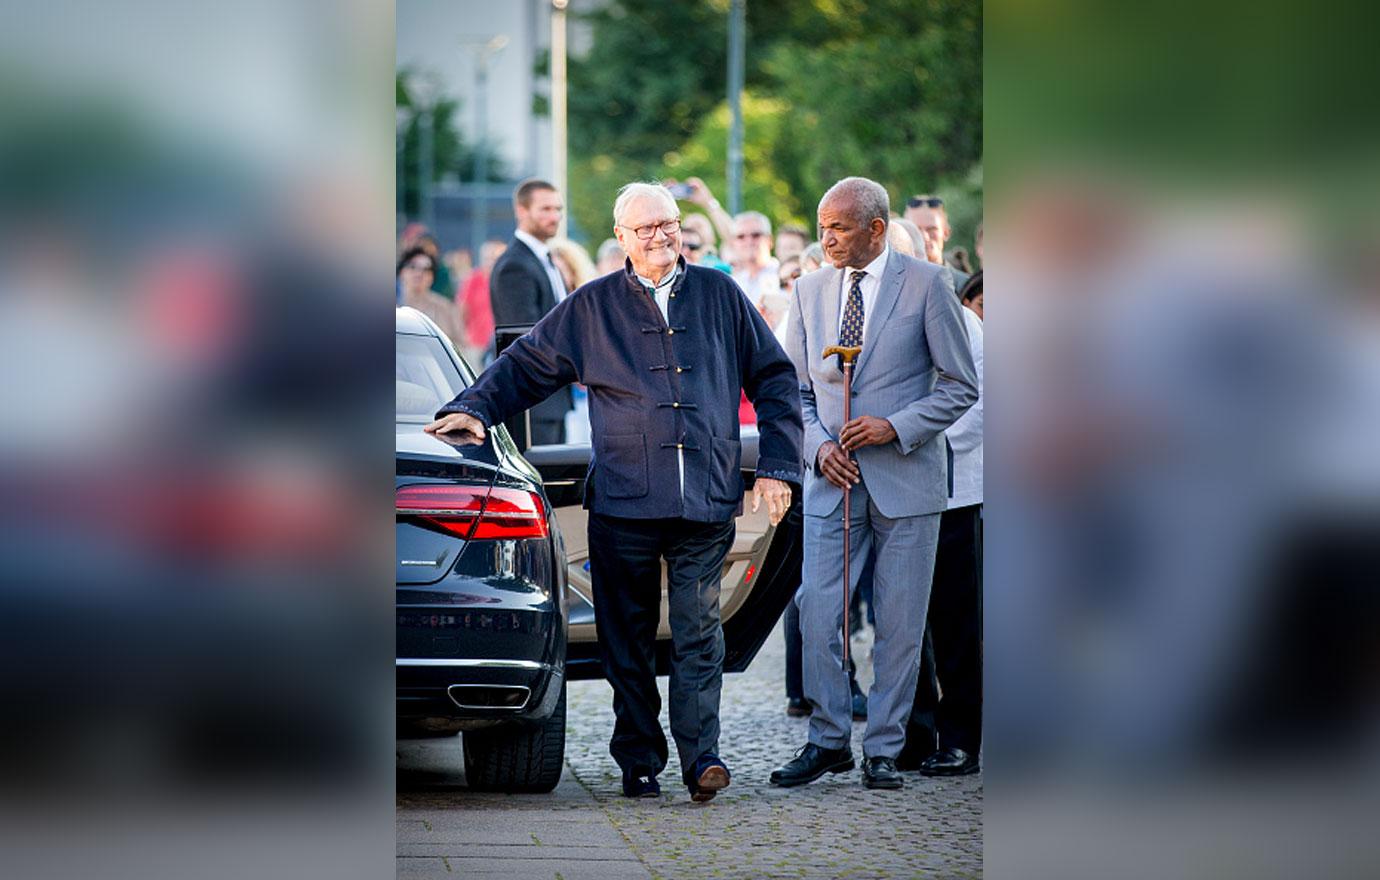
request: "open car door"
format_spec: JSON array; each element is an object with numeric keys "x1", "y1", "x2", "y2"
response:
[
  {"x1": 492, "y1": 322, "x2": 803, "y2": 679},
  {"x1": 522, "y1": 435, "x2": 803, "y2": 680}
]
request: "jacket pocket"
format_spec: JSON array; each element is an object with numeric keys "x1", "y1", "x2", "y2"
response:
[
  {"x1": 708, "y1": 437, "x2": 743, "y2": 503},
  {"x1": 598, "y1": 433, "x2": 649, "y2": 499}
]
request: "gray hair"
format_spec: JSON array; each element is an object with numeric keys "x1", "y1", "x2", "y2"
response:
[
  {"x1": 891, "y1": 217, "x2": 926, "y2": 256},
  {"x1": 887, "y1": 222, "x2": 917, "y2": 257},
  {"x1": 595, "y1": 237, "x2": 623, "y2": 262},
  {"x1": 800, "y1": 242, "x2": 825, "y2": 271},
  {"x1": 733, "y1": 210, "x2": 772, "y2": 236},
  {"x1": 819, "y1": 176, "x2": 890, "y2": 228},
  {"x1": 613, "y1": 182, "x2": 678, "y2": 226}
]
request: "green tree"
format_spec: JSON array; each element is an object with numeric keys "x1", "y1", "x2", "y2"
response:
[{"x1": 559, "y1": 0, "x2": 982, "y2": 248}]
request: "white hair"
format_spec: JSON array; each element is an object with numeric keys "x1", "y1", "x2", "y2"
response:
[
  {"x1": 613, "y1": 182, "x2": 678, "y2": 226},
  {"x1": 595, "y1": 238, "x2": 623, "y2": 262},
  {"x1": 887, "y1": 222, "x2": 916, "y2": 257},
  {"x1": 819, "y1": 176, "x2": 890, "y2": 228},
  {"x1": 734, "y1": 210, "x2": 772, "y2": 236}
]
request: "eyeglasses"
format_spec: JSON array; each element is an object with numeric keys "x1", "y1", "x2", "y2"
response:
[
  {"x1": 619, "y1": 219, "x2": 681, "y2": 240},
  {"x1": 404, "y1": 260, "x2": 434, "y2": 272},
  {"x1": 906, "y1": 196, "x2": 944, "y2": 209},
  {"x1": 735, "y1": 231, "x2": 767, "y2": 240}
]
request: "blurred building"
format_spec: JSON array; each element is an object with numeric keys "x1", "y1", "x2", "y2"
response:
[{"x1": 396, "y1": 0, "x2": 598, "y2": 248}]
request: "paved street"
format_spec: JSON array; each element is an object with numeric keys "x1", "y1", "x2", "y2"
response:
[{"x1": 398, "y1": 618, "x2": 982, "y2": 879}]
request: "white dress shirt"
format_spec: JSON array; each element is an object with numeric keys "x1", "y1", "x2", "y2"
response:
[
  {"x1": 636, "y1": 265, "x2": 684, "y2": 497},
  {"x1": 731, "y1": 260, "x2": 779, "y2": 308},
  {"x1": 514, "y1": 229, "x2": 569, "y2": 305},
  {"x1": 836, "y1": 246, "x2": 891, "y2": 341}
]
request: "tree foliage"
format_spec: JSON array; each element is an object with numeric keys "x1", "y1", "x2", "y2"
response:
[{"x1": 563, "y1": 0, "x2": 982, "y2": 245}]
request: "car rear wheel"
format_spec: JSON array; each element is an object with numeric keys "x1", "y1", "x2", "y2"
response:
[{"x1": 461, "y1": 682, "x2": 566, "y2": 793}]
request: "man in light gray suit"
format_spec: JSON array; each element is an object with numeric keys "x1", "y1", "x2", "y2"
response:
[{"x1": 770, "y1": 177, "x2": 977, "y2": 791}]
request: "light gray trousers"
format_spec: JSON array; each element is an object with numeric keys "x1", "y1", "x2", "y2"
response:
[{"x1": 799, "y1": 479, "x2": 940, "y2": 758}]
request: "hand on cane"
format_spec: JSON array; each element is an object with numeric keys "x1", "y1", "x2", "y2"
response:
[
  {"x1": 839, "y1": 416, "x2": 897, "y2": 452},
  {"x1": 817, "y1": 441, "x2": 861, "y2": 489}
]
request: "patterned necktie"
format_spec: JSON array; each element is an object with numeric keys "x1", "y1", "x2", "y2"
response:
[{"x1": 839, "y1": 270, "x2": 866, "y2": 347}]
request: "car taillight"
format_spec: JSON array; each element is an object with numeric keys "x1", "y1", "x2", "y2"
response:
[
  {"x1": 468, "y1": 487, "x2": 550, "y2": 540},
  {"x1": 395, "y1": 484, "x2": 548, "y2": 541},
  {"x1": 395, "y1": 484, "x2": 487, "y2": 539}
]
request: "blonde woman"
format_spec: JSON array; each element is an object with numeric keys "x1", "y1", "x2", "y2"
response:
[{"x1": 546, "y1": 238, "x2": 598, "y2": 293}]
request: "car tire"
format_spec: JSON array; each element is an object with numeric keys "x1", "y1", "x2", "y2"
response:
[{"x1": 462, "y1": 682, "x2": 566, "y2": 793}]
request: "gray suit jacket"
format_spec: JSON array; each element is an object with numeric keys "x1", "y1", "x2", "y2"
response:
[{"x1": 784, "y1": 250, "x2": 978, "y2": 519}]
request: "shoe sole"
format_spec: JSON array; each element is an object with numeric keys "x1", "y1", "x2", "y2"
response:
[
  {"x1": 864, "y1": 776, "x2": 904, "y2": 790},
  {"x1": 918, "y1": 764, "x2": 980, "y2": 777},
  {"x1": 768, "y1": 758, "x2": 856, "y2": 788},
  {"x1": 690, "y1": 765, "x2": 730, "y2": 803}
]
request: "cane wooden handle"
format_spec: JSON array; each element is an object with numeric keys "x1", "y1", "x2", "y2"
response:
[{"x1": 822, "y1": 345, "x2": 862, "y2": 363}]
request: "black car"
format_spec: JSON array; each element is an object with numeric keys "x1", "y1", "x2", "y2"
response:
[
  {"x1": 396, "y1": 309, "x2": 804, "y2": 793},
  {"x1": 396, "y1": 307, "x2": 568, "y2": 792}
]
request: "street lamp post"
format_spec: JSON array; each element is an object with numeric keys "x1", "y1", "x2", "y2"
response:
[
  {"x1": 396, "y1": 106, "x2": 409, "y2": 231},
  {"x1": 460, "y1": 34, "x2": 509, "y2": 259},
  {"x1": 551, "y1": 0, "x2": 569, "y2": 238},
  {"x1": 419, "y1": 104, "x2": 434, "y2": 232},
  {"x1": 727, "y1": 0, "x2": 746, "y2": 215}
]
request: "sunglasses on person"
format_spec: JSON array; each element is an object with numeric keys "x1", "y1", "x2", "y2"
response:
[{"x1": 906, "y1": 196, "x2": 944, "y2": 209}]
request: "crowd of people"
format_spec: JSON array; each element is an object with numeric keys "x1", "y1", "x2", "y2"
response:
[{"x1": 410, "y1": 173, "x2": 983, "y2": 800}]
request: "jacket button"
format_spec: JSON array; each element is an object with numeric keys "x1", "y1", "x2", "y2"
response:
[
  {"x1": 677, "y1": 443, "x2": 684, "y2": 449},
  {"x1": 667, "y1": 329, "x2": 675, "y2": 335},
  {"x1": 675, "y1": 367, "x2": 683, "y2": 373},
  {"x1": 672, "y1": 402, "x2": 680, "y2": 408}
]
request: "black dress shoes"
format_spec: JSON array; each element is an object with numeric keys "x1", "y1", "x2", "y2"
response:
[
  {"x1": 918, "y1": 747, "x2": 980, "y2": 777},
  {"x1": 785, "y1": 698, "x2": 812, "y2": 717},
  {"x1": 862, "y1": 756, "x2": 903, "y2": 790},
  {"x1": 894, "y1": 746, "x2": 926, "y2": 772},
  {"x1": 769, "y1": 743, "x2": 855, "y2": 787}
]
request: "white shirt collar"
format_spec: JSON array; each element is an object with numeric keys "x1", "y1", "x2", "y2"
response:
[
  {"x1": 635, "y1": 263, "x2": 679, "y2": 292},
  {"x1": 514, "y1": 228, "x2": 551, "y2": 261}
]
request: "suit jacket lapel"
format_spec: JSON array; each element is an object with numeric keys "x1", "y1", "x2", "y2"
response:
[
  {"x1": 513, "y1": 237, "x2": 557, "y2": 311},
  {"x1": 856, "y1": 252, "x2": 904, "y2": 376}
]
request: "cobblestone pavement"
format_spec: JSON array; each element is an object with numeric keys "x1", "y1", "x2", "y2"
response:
[{"x1": 399, "y1": 619, "x2": 982, "y2": 879}]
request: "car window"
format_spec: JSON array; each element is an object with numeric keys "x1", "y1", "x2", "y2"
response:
[{"x1": 397, "y1": 334, "x2": 468, "y2": 421}]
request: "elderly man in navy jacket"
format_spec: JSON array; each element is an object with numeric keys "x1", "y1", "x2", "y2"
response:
[{"x1": 427, "y1": 182, "x2": 803, "y2": 803}]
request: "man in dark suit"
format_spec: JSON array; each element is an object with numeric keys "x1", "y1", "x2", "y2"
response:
[{"x1": 490, "y1": 178, "x2": 573, "y2": 445}]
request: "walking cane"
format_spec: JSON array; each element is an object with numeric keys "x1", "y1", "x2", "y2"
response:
[{"x1": 822, "y1": 344, "x2": 862, "y2": 672}]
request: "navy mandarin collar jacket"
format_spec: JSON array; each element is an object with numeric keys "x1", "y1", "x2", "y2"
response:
[{"x1": 437, "y1": 258, "x2": 803, "y2": 523}]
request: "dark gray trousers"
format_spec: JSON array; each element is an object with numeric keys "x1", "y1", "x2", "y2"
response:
[{"x1": 588, "y1": 513, "x2": 735, "y2": 787}]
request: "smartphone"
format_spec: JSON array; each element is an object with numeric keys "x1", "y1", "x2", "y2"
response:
[{"x1": 666, "y1": 182, "x2": 694, "y2": 200}]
